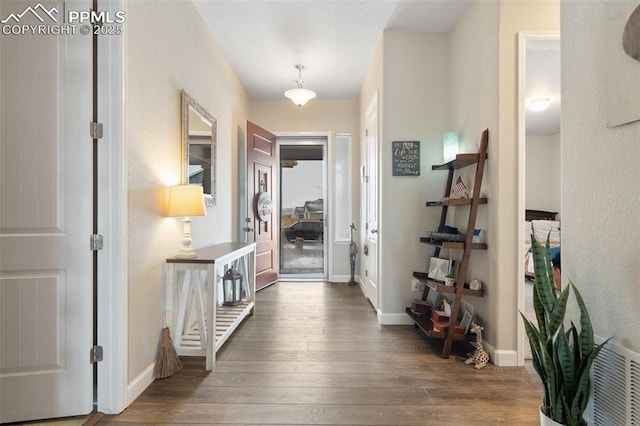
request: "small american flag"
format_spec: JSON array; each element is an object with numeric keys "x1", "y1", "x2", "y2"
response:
[{"x1": 453, "y1": 176, "x2": 467, "y2": 194}]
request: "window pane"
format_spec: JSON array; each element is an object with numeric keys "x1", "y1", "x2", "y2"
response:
[{"x1": 334, "y1": 134, "x2": 351, "y2": 241}]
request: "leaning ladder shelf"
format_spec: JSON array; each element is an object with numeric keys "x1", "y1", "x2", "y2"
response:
[{"x1": 406, "y1": 128, "x2": 489, "y2": 359}]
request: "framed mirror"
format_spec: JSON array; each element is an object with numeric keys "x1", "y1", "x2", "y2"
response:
[{"x1": 181, "y1": 90, "x2": 217, "y2": 206}]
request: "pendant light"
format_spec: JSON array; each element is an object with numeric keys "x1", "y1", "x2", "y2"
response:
[
  {"x1": 284, "y1": 64, "x2": 316, "y2": 107},
  {"x1": 527, "y1": 97, "x2": 551, "y2": 112}
]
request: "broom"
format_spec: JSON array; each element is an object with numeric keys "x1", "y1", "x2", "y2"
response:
[{"x1": 153, "y1": 312, "x2": 183, "y2": 379}]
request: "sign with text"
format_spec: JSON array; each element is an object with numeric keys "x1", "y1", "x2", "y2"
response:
[{"x1": 392, "y1": 141, "x2": 420, "y2": 176}]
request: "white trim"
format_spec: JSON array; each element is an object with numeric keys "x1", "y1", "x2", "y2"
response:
[
  {"x1": 329, "y1": 274, "x2": 351, "y2": 283},
  {"x1": 480, "y1": 340, "x2": 518, "y2": 367},
  {"x1": 96, "y1": 0, "x2": 128, "y2": 414},
  {"x1": 377, "y1": 312, "x2": 413, "y2": 325},
  {"x1": 516, "y1": 31, "x2": 560, "y2": 367},
  {"x1": 126, "y1": 362, "x2": 155, "y2": 406},
  {"x1": 491, "y1": 349, "x2": 519, "y2": 367},
  {"x1": 276, "y1": 132, "x2": 331, "y2": 280}
]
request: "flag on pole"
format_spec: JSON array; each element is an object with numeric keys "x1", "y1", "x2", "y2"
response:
[{"x1": 453, "y1": 176, "x2": 467, "y2": 194}]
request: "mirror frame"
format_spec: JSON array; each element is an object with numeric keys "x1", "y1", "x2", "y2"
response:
[{"x1": 181, "y1": 89, "x2": 217, "y2": 206}]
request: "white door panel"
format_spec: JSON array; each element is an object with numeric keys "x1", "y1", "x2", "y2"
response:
[
  {"x1": 0, "y1": 0, "x2": 93, "y2": 422},
  {"x1": 365, "y1": 93, "x2": 379, "y2": 310}
]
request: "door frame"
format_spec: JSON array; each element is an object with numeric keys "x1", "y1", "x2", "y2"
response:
[
  {"x1": 275, "y1": 132, "x2": 331, "y2": 281},
  {"x1": 96, "y1": 0, "x2": 127, "y2": 413},
  {"x1": 516, "y1": 31, "x2": 560, "y2": 366},
  {"x1": 276, "y1": 135, "x2": 329, "y2": 280}
]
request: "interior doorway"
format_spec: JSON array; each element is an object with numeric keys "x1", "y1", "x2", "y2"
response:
[
  {"x1": 517, "y1": 32, "x2": 561, "y2": 364},
  {"x1": 278, "y1": 139, "x2": 327, "y2": 279}
]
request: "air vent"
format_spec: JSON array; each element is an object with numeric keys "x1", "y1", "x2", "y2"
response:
[{"x1": 592, "y1": 337, "x2": 640, "y2": 425}]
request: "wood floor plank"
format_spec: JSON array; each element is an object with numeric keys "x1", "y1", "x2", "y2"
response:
[
  {"x1": 99, "y1": 282, "x2": 541, "y2": 425},
  {"x1": 135, "y1": 386, "x2": 430, "y2": 405},
  {"x1": 210, "y1": 360, "x2": 381, "y2": 374}
]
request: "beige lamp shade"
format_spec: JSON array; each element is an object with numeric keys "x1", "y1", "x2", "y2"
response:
[{"x1": 166, "y1": 185, "x2": 206, "y2": 217}]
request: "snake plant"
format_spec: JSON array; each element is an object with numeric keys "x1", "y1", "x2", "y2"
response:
[{"x1": 520, "y1": 234, "x2": 611, "y2": 426}]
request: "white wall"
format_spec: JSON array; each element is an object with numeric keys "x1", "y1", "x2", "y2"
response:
[
  {"x1": 250, "y1": 99, "x2": 360, "y2": 280},
  {"x1": 449, "y1": 0, "x2": 559, "y2": 362},
  {"x1": 496, "y1": 0, "x2": 559, "y2": 361},
  {"x1": 359, "y1": 31, "x2": 450, "y2": 322},
  {"x1": 448, "y1": 0, "x2": 499, "y2": 346},
  {"x1": 526, "y1": 133, "x2": 561, "y2": 215},
  {"x1": 562, "y1": 1, "x2": 639, "y2": 353},
  {"x1": 125, "y1": 0, "x2": 249, "y2": 387}
]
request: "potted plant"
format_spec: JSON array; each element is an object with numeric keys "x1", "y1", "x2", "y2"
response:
[
  {"x1": 520, "y1": 234, "x2": 611, "y2": 426},
  {"x1": 444, "y1": 273, "x2": 455, "y2": 286}
]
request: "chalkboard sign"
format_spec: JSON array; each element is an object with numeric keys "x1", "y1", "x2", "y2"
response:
[{"x1": 392, "y1": 141, "x2": 420, "y2": 176}]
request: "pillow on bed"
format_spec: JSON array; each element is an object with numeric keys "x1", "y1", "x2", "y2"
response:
[{"x1": 532, "y1": 220, "x2": 561, "y2": 244}]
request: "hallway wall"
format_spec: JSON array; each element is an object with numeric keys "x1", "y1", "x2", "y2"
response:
[
  {"x1": 125, "y1": 0, "x2": 249, "y2": 396},
  {"x1": 562, "y1": 0, "x2": 640, "y2": 355}
]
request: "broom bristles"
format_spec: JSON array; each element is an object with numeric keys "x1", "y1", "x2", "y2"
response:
[{"x1": 153, "y1": 327, "x2": 183, "y2": 379}]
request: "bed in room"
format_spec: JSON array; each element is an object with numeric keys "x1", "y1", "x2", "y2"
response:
[{"x1": 524, "y1": 210, "x2": 560, "y2": 278}]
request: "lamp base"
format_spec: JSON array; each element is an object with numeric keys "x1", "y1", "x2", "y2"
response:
[
  {"x1": 175, "y1": 253, "x2": 197, "y2": 259},
  {"x1": 175, "y1": 247, "x2": 197, "y2": 259},
  {"x1": 175, "y1": 217, "x2": 198, "y2": 258}
]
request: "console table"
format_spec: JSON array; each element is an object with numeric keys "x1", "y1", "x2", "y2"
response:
[{"x1": 165, "y1": 242, "x2": 256, "y2": 370}]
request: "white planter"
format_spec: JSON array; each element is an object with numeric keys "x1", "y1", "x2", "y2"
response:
[{"x1": 539, "y1": 407, "x2": 564, "y2": 426}]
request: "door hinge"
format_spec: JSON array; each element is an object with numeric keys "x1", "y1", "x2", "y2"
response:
[
  {"x1": 90, "y1": 234, "x2": 104, "y2": 251},
  {"x1": 365, "y1": 129, "x2": 368, "y2": 137},
  {"x1": 90, "y1": 121, "x2": 104, "y2": 139},
  {"x1": 90, "y1": 345, "x2": 103, "y2": 363}
]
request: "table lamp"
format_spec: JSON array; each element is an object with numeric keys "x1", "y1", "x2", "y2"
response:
[{"x1": 166, "y1": 185, "x2": 206, "y2": 258}]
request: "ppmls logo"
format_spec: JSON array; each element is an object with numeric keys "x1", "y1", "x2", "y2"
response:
[
  {"x1": 2, "y1": 2, "x2": 125, "y2": 36},
  {"x1": 1, "y1": 3, "x2": 59, "y2": 24}
]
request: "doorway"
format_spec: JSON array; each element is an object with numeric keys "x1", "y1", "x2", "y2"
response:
[
  {"x1": 278, "y1": 138, "x2": 327, "y2": 279},
  {"x1": 517, "y1": 32, "x2": 561, "y2": 364}
]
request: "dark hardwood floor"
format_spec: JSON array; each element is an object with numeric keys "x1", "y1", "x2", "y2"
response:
[{"x1": 100, "y1": 282, "x2": 542, "y2": 425}]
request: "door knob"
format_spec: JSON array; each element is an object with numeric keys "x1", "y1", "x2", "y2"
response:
[
  {"x1": 243, "y1": 227, "x2": 254, "y2": 232},
  {"x1": 371, "y1": 229, "x2": 378, "y2": 233}
]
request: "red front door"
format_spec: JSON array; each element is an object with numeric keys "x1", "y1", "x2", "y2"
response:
[{"x1": 246, "y1": 121, "x2": 277, "y2": 290}]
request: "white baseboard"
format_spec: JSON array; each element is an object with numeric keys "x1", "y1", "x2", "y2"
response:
[
  {"x1": 329, "y1": 274, "x2": 350, "y2": 283},
  {"x1": 126, "y1": 362, "x2": 155, "y2": 406},
  {"x1": 483, "y1": 340, "x2": 518, "y2": 366},
  {"x1": 377, "y1": 312, "x2": 414, "y2": 325}
]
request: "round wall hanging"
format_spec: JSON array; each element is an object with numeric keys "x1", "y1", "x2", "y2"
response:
[{"x1": 256, "y1": 192, "x2": 272, "y2": 222}]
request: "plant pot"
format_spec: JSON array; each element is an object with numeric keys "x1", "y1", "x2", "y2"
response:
[
  {"x1": 443, "y1": 276, "x2": 454, "y2": 286},
  {"x1": 539, "y1": 406, "x2": 564, "y2": 426}
]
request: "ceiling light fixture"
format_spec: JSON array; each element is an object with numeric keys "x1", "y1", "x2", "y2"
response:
[
  {"x1": 527, "y1": 97, "x2": 551, "y2": 112},
  {"x1": 284, "y1": 64, "x2": 316, "y2": 107}
]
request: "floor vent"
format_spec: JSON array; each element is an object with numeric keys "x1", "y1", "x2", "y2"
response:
[{"x1": 592, "y1": 337, "x2": 639, "y2": 426}]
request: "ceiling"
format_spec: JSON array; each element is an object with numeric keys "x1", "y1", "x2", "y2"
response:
[
  {"x1": 192, "y1": 0, "x2": 469, "y2": 99},
  {"x1": 193, "y1": 0, "x2": 559, "y2": 134},
  {"x1": 526, "y1": 40, "x2": 561, "y2": 135}
]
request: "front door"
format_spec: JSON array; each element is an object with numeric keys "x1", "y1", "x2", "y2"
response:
[
  {"x1": 365, "y1": 93, "x2": 379, "y2": 310},
  {"x1": 246, "y1": 121, "x2": 277, "y2": 290},
  {"x1": 0, "y1": 0, "x2": 94, "y2": 422}
]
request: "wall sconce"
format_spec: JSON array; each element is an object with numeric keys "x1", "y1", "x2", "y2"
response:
[
  {"x1": 222, "y1": 267, "x2": 243, "y2": 306},
  {"x1": 443, "y1": 132, "x2": 459, "y2": 163},
  {"x1": 166, "y1": 185, "x2": 206, "y2": 258}
]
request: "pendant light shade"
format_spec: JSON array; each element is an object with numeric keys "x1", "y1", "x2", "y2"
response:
[
  {"x1": 527, "y1": 97, "x2": 551, "y2": 112},
  {"x1": 285, "y1": 64, "x2": 316, "y2": 107}
]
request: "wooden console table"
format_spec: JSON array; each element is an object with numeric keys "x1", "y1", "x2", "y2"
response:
[{"x1": 165, "y1": 242, "x2": 256, "y2": 370}]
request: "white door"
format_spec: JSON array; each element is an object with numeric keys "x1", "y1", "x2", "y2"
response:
[
  {"x1": 365, "y1": 93, "x2": 379, "y2": 310},
  {"x1": 0, "y1": 0, "x2": 94, "y2": 422}
]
